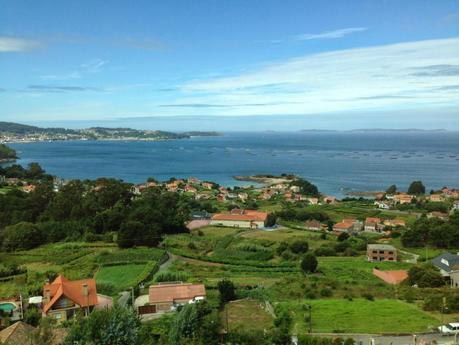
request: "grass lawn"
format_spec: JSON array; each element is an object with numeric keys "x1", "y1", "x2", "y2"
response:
[
  {"x1": 283, "y1": 298, "x2": 439, "y2": 333},
  {"x1": 95, "y1": 264, "x2": 146, "y2": 290},
  {"x1": 222, "y1": 299, "x2": 274, "y2": 332}
]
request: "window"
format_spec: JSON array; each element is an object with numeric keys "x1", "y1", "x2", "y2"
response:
[
  {"x1": 388, "y1": 251, "x2": 393, "y2": 255},
  {"x1": 372, "y1": 251, "x2": 377, "y2": 254},
  {"x1": 379, "y1": 250, "x2": 384, "y2": 254}
]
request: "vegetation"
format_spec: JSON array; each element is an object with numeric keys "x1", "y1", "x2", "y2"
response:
[
  {"x1": 0, "y1": 143, "x2": 16, "y2": 160},
  {"x1": 408, "y1": 181, "x2": 426, "y2": 195}
]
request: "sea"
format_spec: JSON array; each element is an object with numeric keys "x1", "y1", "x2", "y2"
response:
[{"x1": 6, "y1": 131, "x2": 459, "y2": 198}]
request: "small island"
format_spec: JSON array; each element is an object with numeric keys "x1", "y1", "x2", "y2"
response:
[{"x1": 0, "y1": 121, "x2": 220, "y2": 143}]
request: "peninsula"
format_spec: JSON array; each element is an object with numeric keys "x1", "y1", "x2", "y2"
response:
[{"x1": 0, "y1": 121, "x2": 220, "y2": 143}]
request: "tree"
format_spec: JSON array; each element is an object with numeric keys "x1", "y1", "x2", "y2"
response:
[
  {"x1": 64, "y1": 306, "x2": 141, "y2": 345},
  {"x1": 217, "y1": 279, "x2": 236, "y2": 304},
  {"x1": 408, "y1": 264, "x2": 444, "y2": 288},
  {"x1": 117, "y1": 221, "x2": 146, "y2": 248},
  {"x1": 290, "y1": 179, "x2": 319, "y2": 196},
  {"x1": 337, "y1": 232, "x2": 350, "y2": 242},
  {"x1": 266, "y1": 213, "x2": 277, "y2": 227},
  {"x1": 0, "y1": 222, "x2": 43, "y2": 251},
  {"x1": 300, "y1": 253, "x2": 318, "y2": 274},
  {"x1": 290, "y1": 240, "x2": 309, "y2": 254},
  {"x1": 168, "y1": 301, "x2": 220, "y2": 345},
  {"x1": 408, "y1": 181, "x2": 426, "y2": 195},
  {"x1": 386, "y1": 184, "x2": 397, "y2": 194},
  {"x1": 29, "y1": 317, "x2": 55, "y2": 345},
  {"x1": 23, "y1": 306, "x2": 42, "y2": 326}
]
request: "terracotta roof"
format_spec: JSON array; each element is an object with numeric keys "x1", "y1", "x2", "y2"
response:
[
  {"x1": 212, "y1": 210, "x2": 268, "y2": 222},
  {"x1": 149, "y1": 283, "x2": 206, "y2": 304},
  {"x1": 43, "y1": 275, "x2": 98, "y2": 314},
  {"x1": 365, "y1": 217, "x2": 381, "y2": 224},
  {"x1": 0, "y1": 322, "x2": 35, "y2": 345},
  {"x1": 333, "y1": 222, "x2": 354, "y2": 229}
]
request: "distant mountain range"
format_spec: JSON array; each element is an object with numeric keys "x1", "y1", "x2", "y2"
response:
[{"x1": 0, "y1": 122, "x2": 220, "y2": 143}]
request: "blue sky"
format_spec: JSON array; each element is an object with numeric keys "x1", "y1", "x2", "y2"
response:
[{"x1": 1, "y1": 0, "x2": 459, "y2": 130}]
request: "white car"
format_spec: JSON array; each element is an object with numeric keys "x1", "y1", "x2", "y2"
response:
[{"x1": 438, "y1": 323, "x2": 459, "y2": 335}]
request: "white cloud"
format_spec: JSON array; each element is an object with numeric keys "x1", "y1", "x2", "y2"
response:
[
  {"x1": 168, "y1": 38, "x2": 459, "y2": 116},
  {"x1": 294, "y1": 27, "x2": 367, "y2": 41},
  {"x1": 0, "y1": 36, "x2": 41, "y2": 52},
  {"x1": 40, "y1": 58, "x2": 109, "y2": 81}
]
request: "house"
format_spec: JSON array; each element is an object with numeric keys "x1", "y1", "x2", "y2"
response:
[
  {"x1": 432, "y1": 253, "x2": 459, "y2": 288},
  {"x1": 393, "y1": 193, "x2": 413, "y2": 204},
  {"x1": 374, "y1": 201, "x2": 390, "y2": 209},
  {"x1": 307, "y1": 197, "x2": 319, "y2": 205},
  {"x1": 216, "y1": 194, "x2": 226, "y2": 202},
  {"x1": 184, "y1": 185, "x2": 197, "y2": 193},
  {"x1": 201, "y1": 182, "x2": 213, "y2": 190},
  {"x1": 367, "y1": 244, "x2": 397, "y2": 262},
  {"x1": 374, "y1": 192, "x2": 385, "y2": 200},
  {"x1": 323, "y1": 196, "x2": 337, "y2": 204},
  {"x1": 42, "y1": 275, "x2": 112, "y2": 322},
  {"x1": 364, "y1": 217, "x2": 381, "y2": 232},
  {"x1": 187, "y1": 177, "x2": 200, "y2": 184},
  {"x1": 372, "y1": 269, "x2": 408, "y2": 285},
  {"x1": 453, "y1": 201, "x2": 459, "y2": 210},
  {"x1": 137, "y1": 283, "x2": 206, "y2": 315},
  {"x1": 238, "y1": 192, "x2": 248, "y2": 202},
  {"x1": 333, "y1": 221, "x2": 354, "y2": 234},
  {"x1": 21, "y1": 184, "x2": 36, "y2": 193},
  {"x1": 428, "y1": 194, "x2": 444, "y2": 202},
  {"x1": 289, "y1": 185, "x2": 300, "y2": 193},
  {"x1": 304, "y1": 220, "x2": 322, "y2": 231},
  {"x1": 427, "y1": 211, "x2": 449, "y2": 221},
  {"x1": 0, "y1": 321, "x2": 67, "y2": 345},
  {"x1": 210, "y1": 209, "x2": 269, "y2": 229}
]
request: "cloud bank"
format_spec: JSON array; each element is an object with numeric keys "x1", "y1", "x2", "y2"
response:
[
  {"x1": 165, "y1": 38, "x2": 459, "y2": 116},
  {"x1": 0, "y1": 36, "x2": 41, "y2": 52}
]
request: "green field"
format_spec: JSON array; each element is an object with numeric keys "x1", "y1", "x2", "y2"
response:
[
  {"x1": 95, "y1": 264, "x2": 147, "y2": 290},
  {"x1": 283, "y1": 299, "x2": 438, "y2": 333}
]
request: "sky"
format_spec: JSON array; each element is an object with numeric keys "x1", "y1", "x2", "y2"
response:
[{"x1": 1, "y1": 0, "x2": 459, "y2": 130}]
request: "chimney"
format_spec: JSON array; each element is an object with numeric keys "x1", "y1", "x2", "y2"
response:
[
  {"x1": 43, "y1": 289, "x2": 51, "y2": 304},
  {"x1": 82, "y1": 284, "x2": 89, "y2": 297}
]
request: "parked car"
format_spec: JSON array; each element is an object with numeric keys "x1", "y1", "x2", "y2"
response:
[{"x1": 438, "y1": 323, "x2": 459, "y2": 335}]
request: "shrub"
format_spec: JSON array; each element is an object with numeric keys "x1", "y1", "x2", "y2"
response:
[
  {"x1": 217, "y1": 279, "x2": 236, "y2": 305},
  {"x1": 314, "y1": 246, "x2": 336, "y2": 257},
  {"x1": 300, "y1": 253, "x2": 318, "y2": 274},
  {"x1": 155, "y1": 271, "x2": 189, "y2": 283},
  {"x1": 290, "y1": 240, "x2": 309, "y2": 254},
  {"x1": 362, "y1": 293, "x2": 374, "y2": 301},
  {"x1": 320, "y1": 288, "x2": 333, "y2": 297}
]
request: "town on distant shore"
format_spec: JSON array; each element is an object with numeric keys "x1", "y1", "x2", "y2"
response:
[{"x1": 0, "y1": 121, "x2": 220, "y2": 143}]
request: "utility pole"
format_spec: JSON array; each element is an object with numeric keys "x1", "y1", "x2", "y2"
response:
[{"x1": 306, "y1": 304, "x2": 312, "y2": 333}]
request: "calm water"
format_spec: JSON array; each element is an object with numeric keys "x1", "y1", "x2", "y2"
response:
[{"x1": 7, "y1": 132, "x2": 459, "y2": 197}]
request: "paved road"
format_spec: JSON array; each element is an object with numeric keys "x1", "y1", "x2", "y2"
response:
[
  {"x1": 310, "y1": 333, "x2": 457, "y2": 345},
  {"x1": 117, "y1": 290, "x2": 131, "y2": 308},
  {"x1": 400, "y1": 250, "x2": 420, "y2": 264}
]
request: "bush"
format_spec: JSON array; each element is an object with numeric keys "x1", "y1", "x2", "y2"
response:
[
  {"x1": 314, "y1": 246, "x2": 336, "y2": 257},
  {"x1": 217, "y1": 279, "x2": 236, "y2": 305},
  {"x1": 300, "y1": 253, "x2": 318, "y2": 274},
  {"x1": 155, "y1": 271, "x2": 189, "y2": 283},
  {"x1": 320, "y1": 288, "x2": 333, "y2": 297},
  {"x1": 290, "y1": 240, "x2": 309, "y2": 254},
  {"x1": 1, "y1": 222, "x2": 43, "y2": 251},
  {"x1": 362, "y1": 293, "x2": 374, "y2": 301}
]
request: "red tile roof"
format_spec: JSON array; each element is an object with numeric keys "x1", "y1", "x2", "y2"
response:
[
  {"x1": 43, "y1": 275, "x2": 98, "y2": 314},
  {"x1": 211, "y1": 210, "x2": 268, "y2": 222},
  {"x1": 149, "y1": 283, "x2": 206, "y2": 304}
]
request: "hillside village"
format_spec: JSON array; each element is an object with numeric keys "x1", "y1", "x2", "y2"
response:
[{"x1": 1, "y1": 161, "x2": 459, "y2": 344}]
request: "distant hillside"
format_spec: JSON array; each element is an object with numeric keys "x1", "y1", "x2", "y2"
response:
[
  {"x1": 0, "y1": 121, "x2": 220, "y2": 142},
  {"x1": 0, "y1": 121, "x2": 78, "y2": 135},
  {"x1": 0, "y1": 144, "x2": 17, "y2": 161}
]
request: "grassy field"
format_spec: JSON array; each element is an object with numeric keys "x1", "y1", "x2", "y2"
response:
[
  {"x1": 95, "y1": 264, "x2": 147, "y2": 290},
  {"x1": 221, "y1": 299, "x2": 274, "y2": 332},
  {"x1": 282, "y1": 299, "x2": 439, "y2": 333},
  {"x1": 0, "y1": 242, "x2": 165, "y2": 297}
]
